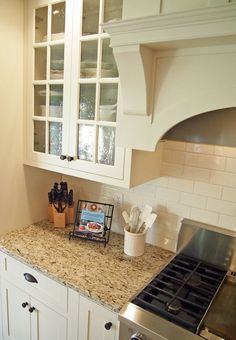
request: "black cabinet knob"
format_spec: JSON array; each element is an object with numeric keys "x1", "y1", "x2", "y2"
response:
[
  {"x1": 104, "y1": 322, "x2": 112, "y2": 330},
  {"x1": 67, "y1": 156, "x2": 74, "y2": 162},
  {"x1": 22, "y1": 302, "x2": 28, "y2": 308},
  {"x1": 60, "y1": 155, "x2": 67, "y2": 160},
  {"x1": 29, "y1": 307, "x2": 35, "y2": 313},
  {"x1": 24, "y1": 273, "x2": 38, "y2": 283}
]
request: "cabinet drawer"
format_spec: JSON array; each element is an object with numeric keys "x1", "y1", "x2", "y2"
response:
[{"x1": 1, "y1": 252, "x2": 67, "y2": 314}]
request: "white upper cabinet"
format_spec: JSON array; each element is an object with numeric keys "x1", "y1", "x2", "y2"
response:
[{"x1": 24, "y1": 0, "x2": 162, "y2": 188}]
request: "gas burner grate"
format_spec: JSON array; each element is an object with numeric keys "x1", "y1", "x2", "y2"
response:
[{"x1": 132, "y1": 253, "x2": 226, "y2": 333}]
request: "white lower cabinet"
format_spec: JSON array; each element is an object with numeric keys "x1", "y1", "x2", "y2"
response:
[
  {"x1": 1, "y1": 280, "x2": 31, "y2": 340},
  {"x1": 0, "y1": 252, "x2": 119, "y2": 340},
  {"x1": 1, "y1": 280, "x2": 67, "y2": 340},
  {"x1": 79, "y1": 296, "x2": 119, "y2": 340}
]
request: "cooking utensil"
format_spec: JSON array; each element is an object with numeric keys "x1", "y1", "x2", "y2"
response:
[
  {"x1": 135, "y1": 205, "x2": 153, "y2": 233},
  {"x1": 142, "y1": 213, "x2": 157, "y2": 233},
  {"x1": 122, "y1": 210, "x2": 130, "y2": 225},
  {"x1": 129, "y1": 206, "x2": 140, "y2": 233}
]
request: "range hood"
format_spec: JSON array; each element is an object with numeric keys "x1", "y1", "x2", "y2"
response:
[
  {"x1": 163, "y1": 107, "x2": 236, "y2": 147},
  {"x1": 103, "y1": 3, "x2": 236, "y2": 151}
]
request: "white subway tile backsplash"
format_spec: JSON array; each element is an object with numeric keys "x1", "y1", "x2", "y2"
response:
[
  {"x1": 222, "y1": 187, "x2": 236, "y2": 203},
  {"x1": 168, "y1": 177, "x2": 194, "y2": 193},
  {"x1": 226, "y1": 158, "x2": 236, "y2": 174},
  {"x1": 211, "y1": 170, "x2": 236, "y2": 188},
  {"x1": 156, "y1": 223, "x2": 179, "y2": 240},
  {"x1": 181, "y1": 192, "x2": 207, "y2": 209},
  {"x1": 163, "y1": 150, "x2": 185, "y2": 165},
  {"x1": 161, "y1": 162, "x2": 183, "y2": 177},
  {"x1": 141, "y1": 195, "x2": 166, "y2": 213},
  {"x1": 157, "y1": 211, "x2": 182, "y2": 230},
  {"x1": 124, "y1": 192, "x2": 143, "y2": 208},
  {"x1": 132, "y1": 181, "x2": 156, "y2": 195},
  {"x1": 219, "y1": 215, "x2": 236, "y2": 230},
  {"x1": 155, "y1": 176, "x2": 169, "y2": 188},
  {"x1": 186, "y1": 143, "x2": 214, "y2": 154},
  {"x1": 206, "y1": 198, "x2": 236, "y2": 216},
  {"x1": 164, "y1": 140, "x2": 186, "y2": 151},
  {"x1": 190, "y1": 208, "x2": 219, "y2": 225},
  {"x1": 214, "y1": 146, "x2": 236, "y2": 158},
  {"x1": 165, "y1": 202, "x2": 191, "y2": 218},
  {"x1": 183, "y1": 166, "x2": 211, "y2": 182},
  {"x1": 185, "y1": 153, "x2": 225, "y2": 171},
  {"x1": 65, "y1": 141, "x2": 236, "y2": 249},
  {"x1": 147, "y1": 232, "x2": 177, "y2": 252},
  {"x1": 157, "y1": 187, "x2": 181, "y2": 202},
  {"x1": 194, "y1": 181, "x2": 222, "y2": 199}
]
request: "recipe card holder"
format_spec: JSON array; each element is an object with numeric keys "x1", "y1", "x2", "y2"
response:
[{"x1": 69, "y1": 200, "x2": 114, "y2": 247}]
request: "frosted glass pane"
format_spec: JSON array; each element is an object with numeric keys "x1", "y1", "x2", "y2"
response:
[
  {"x1": 79, "y1": 84, "x2": 96, "y2": 120},
  {"x1": 98, "y1": 126, "x2": 115, "y2": 165},
  {"x1": 78, "y1": 125, "x2": 94, "y2": 161},
  {"x1": 49, "y1": 122, "x2": 62, "y2": 156}
]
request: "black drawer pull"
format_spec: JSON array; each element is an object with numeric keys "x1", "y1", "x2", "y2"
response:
[
  {"x1": 22, "y1": 302, "x2": 28, "y2": 308},
  {"x1": 24, "y1": 273, "x2": 38, "y2": 283},
  {"x1": 29, "y1": 307, "x2": 35, "y2": 313}
]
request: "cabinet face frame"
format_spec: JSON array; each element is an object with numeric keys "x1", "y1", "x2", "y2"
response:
[{"x1": 25, "y1": 0, "x2": 128, "y2": 182}]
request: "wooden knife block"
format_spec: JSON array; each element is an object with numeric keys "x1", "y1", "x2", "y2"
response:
[
  {"x1": 48, "y1": 204, "x2": 74, "y2": 226},
  {"x1": 53, "y1": 211, "x2": 66, "y2": 228},
  {"x1": 68, "y1": 204, "x2": 75, "y2": 224},
  {"x1": 48, "y1": 204, "x2": 54, "y2": 223}
]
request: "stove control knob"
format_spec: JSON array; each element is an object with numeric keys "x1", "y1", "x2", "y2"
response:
[{"x1": 130, "y1": 332, "x2": 146, "y2": 340}]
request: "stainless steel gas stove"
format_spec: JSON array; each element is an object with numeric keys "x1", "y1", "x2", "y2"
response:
[{"x1": 119, "y1": 219, "x2": 236, "y2": 340}]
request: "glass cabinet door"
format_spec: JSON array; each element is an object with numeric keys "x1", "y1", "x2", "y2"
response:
[
  {"x1": 27, "y1": 0, "x2": 126, "y2": 181},
  {"x1": 32, "y1": 1, "x2": 68, "y2": 162},
  {"x1": 69, "y1": 0, "x2": 124, "y2": 177}
]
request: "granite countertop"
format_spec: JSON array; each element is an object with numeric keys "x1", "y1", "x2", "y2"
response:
[{"x1": 0, "y1": 221, "x2": 174, "y2": 312}]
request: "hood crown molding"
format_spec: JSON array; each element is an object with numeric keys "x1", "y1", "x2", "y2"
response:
[
  {"x1": 103, "y1": 3, "x2": 236, "y2": 119},
  {"x1": 104, "y1": 3, "x2": 236, "y2": 47}
]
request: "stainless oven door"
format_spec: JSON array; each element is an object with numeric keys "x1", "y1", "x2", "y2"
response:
[{"x1": 119, "y1": 323, "x2": 167, "y2": 340}]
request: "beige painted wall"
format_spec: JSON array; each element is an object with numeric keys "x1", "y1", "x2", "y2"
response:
[{"x1": 0, "y1": 0, "x2": 59, "y2": 235}]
